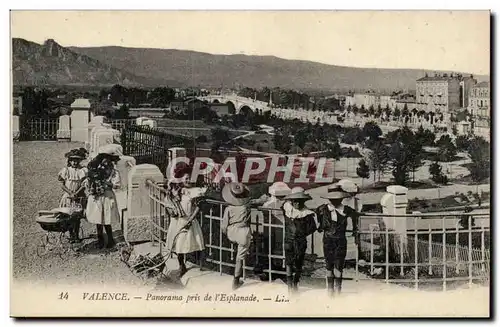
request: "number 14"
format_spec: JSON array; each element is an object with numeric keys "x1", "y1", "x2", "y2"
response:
[{"x1": 58, "y1": 292, "x2": 69, "y2": 300}]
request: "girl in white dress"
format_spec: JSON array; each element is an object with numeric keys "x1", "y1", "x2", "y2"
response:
[
  {"x1": 58, "y1": 148, "x2": 88, "y2": 243},
  {"x1": 85, "y1": 149, "x2": 121, "y2": 249},
  {"x1": 165, "y1": 175, "x2": 206, "y2": 275}
]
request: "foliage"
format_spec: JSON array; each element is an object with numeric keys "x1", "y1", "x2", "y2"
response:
[
  {"x1": 429, "y1": 161, "x2": 448, "y2": 184},
  {"x1": 436, "y1": 134, "x2": 457, "y2": 162},
  {"x1": 367, "y1": 140, "x2": 390, "y2": 182},
  {"x1": 356, "y1": 159, "x2": 370, "y2": 179},
  {"x1": 466, "y1": 136, "x2": 490, "y2": 182},
  {"x1": 362, "y1": 121, "x2": 382, "y2": 142},
  {"x1": 415, "y1": 126, "x2": 436, "y2": 147},
  {"x1": 455, "y1": 135, "x2": 470, "y2": 152}
]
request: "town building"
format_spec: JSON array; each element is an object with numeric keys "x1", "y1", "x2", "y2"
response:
[
  {"x1": 209, "y1": 103, "x2": 231, "y2": 117},
  {"x1": 353, "y1": 91, "x2": 380, "y2": 109},
  {"x1": 415, "y1": 73, "x2": 476, "y2": 114},
  {"x1": 468, "y1": 81, "x2": 490, "y2": 118}
]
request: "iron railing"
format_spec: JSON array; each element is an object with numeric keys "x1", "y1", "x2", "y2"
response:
[
  {"x1": 121, "y1": 124, "x2": 192, "y2": 176},
  {"x1": 145, "y1": 180, "x2": 490, "y2": 290},
  {"x1": 20, "y1": 118, "x2": 59, "y2": 141}
]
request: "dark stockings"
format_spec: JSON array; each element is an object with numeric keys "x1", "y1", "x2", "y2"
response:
[
  {"x1": 96, "y1": 224, "x2": 115, "y2": 249},
  {"x1": 326, "y1": 268, "x2": 343, "y2": 297},
  {"x1": 177, "y1": 254, "x2": 187, "y2": 275},
  {"x1": 70, "y1": 219, "x2": 81, "y2": 243}
]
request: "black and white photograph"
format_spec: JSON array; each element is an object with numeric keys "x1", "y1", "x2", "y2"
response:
[{"x1": 9, "y1": 10, "x2": 491, "y2": 317}]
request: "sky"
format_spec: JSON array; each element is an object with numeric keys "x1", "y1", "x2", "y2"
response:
[{"x1": 10, "y1": 10, "x2": 490, "y2": 75}]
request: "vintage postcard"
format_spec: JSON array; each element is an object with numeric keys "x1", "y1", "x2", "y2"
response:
[{"x1": 10, "y1": 10, "x2": 491, "y2": 317}]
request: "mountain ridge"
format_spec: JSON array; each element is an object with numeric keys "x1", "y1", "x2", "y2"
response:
[
  {"x1": 12, "y1": 38, "x2": 488, "y2": 92},
  {"x1": 11, "y1": 38, "x2": 179, "y2": 87}
]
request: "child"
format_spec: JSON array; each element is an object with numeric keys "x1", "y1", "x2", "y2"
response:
[
  {"x1": 165, "y1": 174, "x2": 207, "y2": 276},
  {"x1": 316, "y1": 184, "x2": 357, "y2": 296},
  {"x1": 85, "y1": 147, "x2": 121, "y2": 249},
  {"x1": 282, "y1": 187, "x2": 316, "y2": 294},
  {"x1": 221, "y1": 182, "x2": 252, "y2": 290},
  {"x1": 58, "y1": 148, "x2": 88, "y2": 243}
]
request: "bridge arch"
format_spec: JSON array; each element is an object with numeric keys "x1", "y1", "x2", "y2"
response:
[
  {"x1": 225, "y1": 101, "x2": 236, "y2": 115},
  {"x1": 238, "y1": 105, "x2": 254, "y2": 116}
]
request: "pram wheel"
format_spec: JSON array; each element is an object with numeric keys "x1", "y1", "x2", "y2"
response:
[{"x1": 35, "y1": 234, "x2": 50, "y2": 257}]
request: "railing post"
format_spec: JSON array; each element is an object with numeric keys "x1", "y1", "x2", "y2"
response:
[
  {"x1": 57, "y1": 115, "x2": 71, "y2": 141},
  {"x1": 12, "y1": 115, "x2": 20, "y2": 141},
  {"x1": 380, "y1": 185, "x2": 409, "y2": 277},
  {"x1": 70, "y1": 98, "x2": 92, "y2": 143},
  {"x1": 124, "y1": 164, "x2": 164, "y2": 243},
  {"x1": 468, "y1": 215, "x2": 473, "y2": 287}
]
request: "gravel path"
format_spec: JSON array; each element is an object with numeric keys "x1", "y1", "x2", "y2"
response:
[{"x1": 12, "y1": 141, "x2": 142, "y2": 286}]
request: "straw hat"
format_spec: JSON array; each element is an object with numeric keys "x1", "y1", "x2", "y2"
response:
[
  {"x1": 97, "y1": 144, "x2": 121, "y2": 162},
  {"x1": 322, "y1": 184, "x2": 350, "y2": 200},
  {"x1": 65, "y1": 148, "x2": 87, "y2": 161},
  {"x1": 284, "y1": 186, "x2": 311, "y2": 201},
  {"x1": 336, "y1": 179, "x2": 359, "y2": 194},
  {"x1": 222, "y1": 182, "x2": 251, "y2": 206},
  {"x1": 268, "y1": 182, "x2": 291, "y2": 197}
]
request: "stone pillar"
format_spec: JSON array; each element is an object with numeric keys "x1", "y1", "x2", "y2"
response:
[
  {"x1": 91, "y1": 129, "x2": 117, "y2": 158},
  {"x1": 12, "y1": 115, "x2": 20, "y2": 141},
  {"x1": 136, "y1": 117, "x2": 150, "y2": 125},
  {"x1": 87, "y1": 116, "x2": 105, "y2": 149},
  {"x1": 57, "y1": 115, "x2": 71, "y2": 141},
  {"x1": 167, "y1": 147, "x2": 186, "y2": 163},
  {"x1": 142, "y1": 119, "x2": 157, "y2": 128},
  {"x1": 70, "y1": 98, "x2": 92, "y2": 143},
  {"x1": 380, "y1": 185, "x2": 409, "y2": 269},
  {"x1": 124, "y1": 164, "x2": 164, "y2": 243},
  {"x1": 115, "y1": 155, "x2": 136, "y2": 227}
]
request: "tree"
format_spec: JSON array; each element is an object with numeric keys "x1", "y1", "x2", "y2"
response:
[
  {"x1": 394, "y1": 107, "x2": 401, "y2": 118},
  {"x1": 114, "y1": 104, "x2": 130, "y2": 119},
  {"x1": 455, "y1": 135, "x2": 470, "y2": 152},
  {"x1": 429, "y1": 161, "x2": 448, "y2": 184},
  {"x1": 415, "y1": 126, "x2": 436, "y2": 147},
  {"x1": 389, "y1": 142, "x2": 411, "y2": 186},
  {"x1": 436, "y1": 134, "x2": 457, "y2": 161},
  {"x1": 368, "y1": 105, "x2": 375, "y2": 116},
  {"x1": 353, "y1": 105, "x2": 360, "y2": 115},
  {"x1": 356, "y1": 159, "x2": 370, "y2": 186},
  {"x1": 325, "y1": 138, "x2": 342, "y2": 178},
  {"x1": 294, "y1": 128, "x2": 308, "y2": 150},
  {"x1": 367, "y1": 140, "x2": 390, "y2": 182},
  {"x1": 362, "y1": 121, "x2": 382, "y2": 143},
  {"x1": 402, "y1": 104, "x2": 409, "y2": 117},
  {"x1": 384, "y1": 104, "x2": 392, "y2": 119},
  {"x1": 274, "y1": 128, "x2": 292, "y2": 154},
  {"x1": 466, "y1": 136, "x2": 490, "y2": 182}
]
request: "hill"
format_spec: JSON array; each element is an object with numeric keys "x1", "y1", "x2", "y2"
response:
[
  {"x1": 11, "y1": 38, "x2": 179, "y2": 87},
  {"x1": 70, "y1": 45, "x2": 488, "y2": 92}
]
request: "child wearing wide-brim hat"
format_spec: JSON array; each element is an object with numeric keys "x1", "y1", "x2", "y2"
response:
[
  {"x1": 58, "y1": 148, "x2": 89, "y2": 243},
  {"x1": 316, "y1": 184, "x2": 358, "y2": 297},
  {"x1": 85, "y1": 145, "x2": 122, "y2": 249},
  {"x1": 282, "y1": 187, "x2": 317, "y2": 294},
  {"x1": 221, "y1": 182, "x2": 252, "y2": 290}
]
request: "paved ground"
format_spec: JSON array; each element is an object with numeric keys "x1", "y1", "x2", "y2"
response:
[{"x1": 12, "y1": 141, "x2": 141, "y2": 286}]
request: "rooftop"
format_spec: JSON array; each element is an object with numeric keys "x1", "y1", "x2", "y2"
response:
[
  {"x1": 475, "y1": 81, "x2": 490, "y2": 88},
  {"x1": 416, "y1": 76, "x2": 457, "y2": 82}
]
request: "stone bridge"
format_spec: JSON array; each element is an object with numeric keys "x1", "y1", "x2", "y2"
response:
[{"x1": 198, "y1": 94, "x2": 272, "y2": 114}]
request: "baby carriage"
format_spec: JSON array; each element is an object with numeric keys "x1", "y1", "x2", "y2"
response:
[{"x1": 35, "y1": 202, "x2": 86, "y2": 257}]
